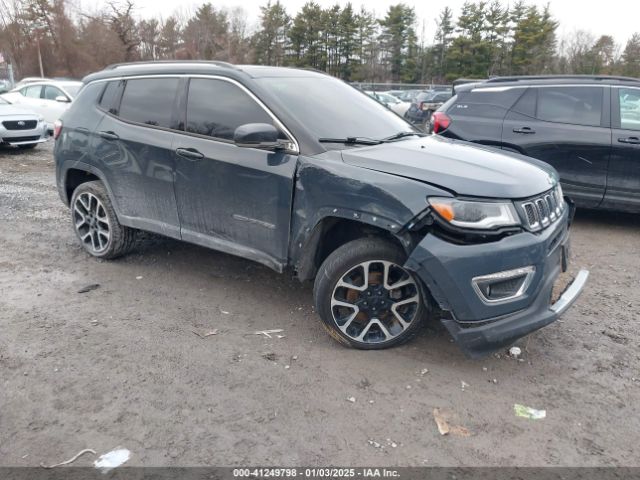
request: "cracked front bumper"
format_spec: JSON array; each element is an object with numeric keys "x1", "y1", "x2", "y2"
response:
[{"x1": 405, "y1": 207, "x2": 588, "y2": 358}]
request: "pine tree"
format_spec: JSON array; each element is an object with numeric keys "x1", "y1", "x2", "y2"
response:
[
  {"x1": 432, "y1": 6, "x2": 454, "y2": 81},
  {"x1": 253, "y1": 1, "x2": 290, "y2": 66},
  {"x1": 378, "y1": 3, "x2": 417, "y2": 83},
  {"x1": 621, "y1": 33, "x2": 640, "y2": 77}
]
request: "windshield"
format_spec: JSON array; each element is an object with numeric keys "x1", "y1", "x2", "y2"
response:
[{"x1": 258, "y1": 76, "x2": 415, "y2": 140}]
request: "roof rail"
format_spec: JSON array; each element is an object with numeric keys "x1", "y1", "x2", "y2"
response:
[
  {"x1": 452, "y1": 78, "x2": 487, "y2": 94},
  {"x1": 486, "y1": 75, "x2": 640, "y2": 83},
  {"x1": 105, "y1": 60, "x2": 235, "y2": 70}
]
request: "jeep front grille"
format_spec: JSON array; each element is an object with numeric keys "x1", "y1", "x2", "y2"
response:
[{"x1": 518, "y1": 186, "x2": 564, "y2": 231}]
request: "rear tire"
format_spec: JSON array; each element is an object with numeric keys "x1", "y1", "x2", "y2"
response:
[
  {"x1": 70, "y1": 180, "x2": 136, "y2": 259},
  {"x1": 314, "y1": 237, "x2": 427, "y2": 349}
]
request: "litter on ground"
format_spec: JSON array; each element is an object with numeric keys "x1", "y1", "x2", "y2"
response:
[
  {"x1": 509, "y1": 346, "x2": 522, "y2": 358},
  {"x1": 433, "y1": 408, "x2": 472, "y2": 437},
  {"x1": 77, "y1": 284, "x2": 100, "y2": 294},
  {"x1": 252, "y1": 329, "x2": 284, "y2": 338},
  {"x1": 40, "y1": 448, "x2": 96, "y2": 468},
  {"x1": 94, "y1": 448, "x2": 131, "y2": 473},
  {"x1": 192, "y1": 329, "x2": 219, "y2": 338},
  {"x1": 514, "y1": 404, "x2": 546, "y2": 419}
]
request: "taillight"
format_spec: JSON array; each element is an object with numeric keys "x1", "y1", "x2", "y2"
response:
[
  {"x1": 53, "y1": 120, "x2": 62, "y2": 140},
  {"x1": 431, "y1": 112, "x2": 451, "y2": 134}
]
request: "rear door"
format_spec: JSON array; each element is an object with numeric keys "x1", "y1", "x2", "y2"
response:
[
  {"x1": 502, "y1": 86, "x2": 611, "y2": 207},
  {"x1": 603, "y1": 87, "x2": 640, "y2": 211},
  {"x1": 91, "y1": 77, "x2": 181, "y2": 237}
]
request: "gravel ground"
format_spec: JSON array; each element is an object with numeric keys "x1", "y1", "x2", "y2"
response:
[{"x1": 1, "y1": 141, "x2": 639, "y2": 468}]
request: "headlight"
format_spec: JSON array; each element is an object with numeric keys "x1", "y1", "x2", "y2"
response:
[{"x1": 428, "y1": 197, "x2": 520, "y2": 230}]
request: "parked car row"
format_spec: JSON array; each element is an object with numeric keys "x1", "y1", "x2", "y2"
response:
[
  {"x1": 364, "y1": 88, "x2": 454, "y2": 126},
  {"x1": 431, "y1": 75, "x2": 640, "y2": 213},
  {"x1": 1, "y1": 79, "x2": 82, "y2": 131},
  {"x1": 405, "y1": 90, "x2": 452, "y2": 125},
  {"x1": 53, "y1": 62, "x2": 588, "y2": 358},
  {"x1": 364, "y1": 90, "x2": 410, "y2": 116}
]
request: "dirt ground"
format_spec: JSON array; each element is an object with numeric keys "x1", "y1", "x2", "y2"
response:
[{"x1": 1, "y1": 141, "x2": 639, "y2": 468}]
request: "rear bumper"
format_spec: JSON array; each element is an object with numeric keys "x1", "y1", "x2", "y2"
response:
[{"x1": 405, "y1": 206, "x2": 588, "y2": 358}]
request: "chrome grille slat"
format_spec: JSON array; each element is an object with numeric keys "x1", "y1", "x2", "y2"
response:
[{"x1": 518, "y1": 187, "x2": 564, "y2": 232}]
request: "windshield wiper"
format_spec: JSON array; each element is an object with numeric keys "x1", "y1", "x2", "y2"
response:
[
  {"x1": 380, "y1": 131, "x2": 427, "y2": 142},
  {"x1": 318, "y1": 137, "x2": 382, "y2": 146}
]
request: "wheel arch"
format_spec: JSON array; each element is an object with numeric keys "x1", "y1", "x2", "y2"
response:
[
  {"x1": 294, "y1": 214, "x2": 412, "y2": 282},
  {"x1": 60, "y1": 162, "x2": 117, "y2": 210}
]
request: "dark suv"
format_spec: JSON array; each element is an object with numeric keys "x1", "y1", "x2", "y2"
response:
[
  {"x1": 432, "y1": 75, "x2": 640, "y2": 212},
  {"x1": 53, "y1": 62, "x2": 588, "y2": 358}
]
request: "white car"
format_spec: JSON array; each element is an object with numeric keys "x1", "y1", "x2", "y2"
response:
[
  {"x1": 1, "y1": 80, "x2": 82, "y2": 131},
  {"x1": 365, "y1": 91, "x2": 411, "y2": 116},
  {"x1": 0, "y1": 96, "x2": 48, "y2": 149}
]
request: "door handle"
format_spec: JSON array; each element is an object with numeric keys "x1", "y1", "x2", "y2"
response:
[
  {"x1": 513, "y1": 127, "x2": 536, "y2": 134},
  {"x1": 98, "y1": 130, "x2": 119, "y2": 141},
  {"x1": 618, "y1": 136, "x2": 640, "y2": 144},
  {"x1": 175, "y1": 147, "x2": 204, "y2": 161}
]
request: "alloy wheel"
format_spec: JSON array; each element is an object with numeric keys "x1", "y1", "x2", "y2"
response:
[
  {"x1": 73, "y1": 192, "x2": 111, "y2": 254},
  {"x1": 330, "y1": 260, "x2": 420, "y2": 344}
]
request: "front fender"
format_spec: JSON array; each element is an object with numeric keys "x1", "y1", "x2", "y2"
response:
[{"x1": 289, "y1": 155, "x2": 450, "y2": 277}]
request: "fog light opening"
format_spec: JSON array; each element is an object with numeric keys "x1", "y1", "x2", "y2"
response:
[{"x1": 472, "y1": 266, "x2": 535, "y2": 303}]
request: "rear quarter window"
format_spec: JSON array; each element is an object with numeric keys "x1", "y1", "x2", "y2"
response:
[
  {"x1": 98, "y1": 81, "x2": 122, "y2": 115},
  {"x1": 63, "y1": 82, "x2": 101, "y2": 116},
  {"x1": 445, "y1": 89, "x2": 526, "y2": 119}
]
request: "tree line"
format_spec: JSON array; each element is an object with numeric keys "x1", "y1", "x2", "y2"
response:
[{"x1": 1, "y1": 0, "x2": 639, "y2": 83}]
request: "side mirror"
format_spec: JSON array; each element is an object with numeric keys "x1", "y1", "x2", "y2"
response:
[
  {"x1": 55, "y1": 95, "x2": 70, "y2": 103},
  {"x1": 234, "y1": 123, "x2": 281, "y2": 149}
]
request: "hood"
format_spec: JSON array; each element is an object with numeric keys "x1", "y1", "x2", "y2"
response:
[
  {"x1": 340, "y1": 135, "x2": 557, "y2": 199},
  {"x1": 0, "y1": 103, "x2": 39, "y2": 118}
]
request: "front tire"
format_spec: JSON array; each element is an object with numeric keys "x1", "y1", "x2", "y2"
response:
[
  {"x1": 314, "y1": 237, "x2": 427, "y2": 349},
  {"x1": 70, "y1": 181, "x2": 136, "y2": 259}
]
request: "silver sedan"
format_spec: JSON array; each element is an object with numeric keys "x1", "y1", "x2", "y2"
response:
[{"x1": 0, "y1": 97, "x2": 48, "y2": 149}]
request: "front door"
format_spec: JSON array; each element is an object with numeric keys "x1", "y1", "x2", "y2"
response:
[
  {"x1": 173, "y1": 77, "x2": 298, "y2": 270},
  {"x1": 603, "y1": 87, "x2": 640, "y2": 211},
  {"x1": 502, "y1": 86, "x2": 611, "y2": 207}
]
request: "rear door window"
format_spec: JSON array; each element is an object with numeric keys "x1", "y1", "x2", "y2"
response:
[
  {"x1": 536, "y1": 86, "x2": 603, "y2": 127},
  {"x1": 619, "y1": 88, "x2": 640, "y2": 131},
  {"x1": 185, "y1": 78, "x2": 275, "y2": 141},
  {"x1": 118, "y1": 78, "x2": 179, "y2": 128}
]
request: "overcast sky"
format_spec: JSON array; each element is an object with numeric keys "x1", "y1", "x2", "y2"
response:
[{"x1": 105, "y1": 0, "x2": 637, "y2": 46}]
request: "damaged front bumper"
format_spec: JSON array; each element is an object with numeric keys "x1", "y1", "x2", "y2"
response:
[{"x1": 405, "y1": 207, "x2": 588, "y2": 358}]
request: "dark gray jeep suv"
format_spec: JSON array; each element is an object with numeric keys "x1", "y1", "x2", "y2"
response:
[{"x1": 54, "y1": 61, "x2": 588, "y2": 358}]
